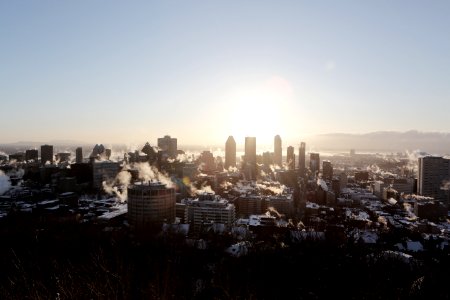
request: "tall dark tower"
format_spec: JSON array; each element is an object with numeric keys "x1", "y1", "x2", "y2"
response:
[
  {"x1": 274, "y1": 135, "x2": 282, "y2": 167},
  {"x1": 25, "y1": 149, "x2": 38, "y2": 162},
  {"x1": 225, "y1": 136, "x2": 236, "y2": 169},
  {"x1": 157, "y1": 135, "x2": 177, "y2": 158},
  {"x1": 287, "y1": 146, "x2": 295, "y2": 170},
  {"x1": 322, "y1": 160, "x2": 333, "y2": 180},
  {"x1": 310, "y1": 153, "x2": 320, "y2": 177},
  {"x1": 299, "y1": 142, "x2": 306, "y2": 176},
  {"x1": 76, "y1": 147, "x2": 83, "y2": 164},
  {"x1": 40, "y1": 144, "x2": 53, "y2": 165},
  {"x1": 418, "y1": 156, "x2": 450, "y2": 202},
  {"x1": 244, "y1": 137, "x2": 257, "y2": 180}
]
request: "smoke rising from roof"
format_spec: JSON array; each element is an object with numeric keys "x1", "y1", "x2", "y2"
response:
[
  {"x1": 256, "y1": 182, "x2": 285, "y2": 195},
  {"x1": 441, "y1": 180, "x2": 450, "y2": 191},
  {"x1": 193, "y1": 185, "x2": 215, "y2": 195},
  {"x1": 102, "y1": 162, "x2": 175, "y2": 201},
  {"x1": 0, "y1": 171, "x2": 11, "y2": 195},
  {"x1": 266, "y1": 206, "x2": 282, "y2": 218},
  {"x1": 366, "y1": 164, "x2": 397, "y2": 178},
  {"x1": 102, "y1": 170, "x2": 131, "y2": 202},
  {"x1": 220, "y1": 181, "x2": 233, "y2": 189},
  {"x1": 269, "y1": 164, "x2": 281, "y2": 173},
  {"x1": 317, "y1": 178, "x2": 328, "y2": 191},
  {"x1": 133, "y1": 162, "x2": 175, "y2": 188}
]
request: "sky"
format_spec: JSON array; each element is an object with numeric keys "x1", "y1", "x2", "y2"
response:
[{"x1": 1, "y1": 1, "x2": 450, "y2": 148}]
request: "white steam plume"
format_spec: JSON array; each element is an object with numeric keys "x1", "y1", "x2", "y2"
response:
[
  {"x1": 135, "y1": 162, "x2": 174, "y2": 188},
  {"x1": 256, "y1": 182, "x2": 285, "y2": 195},
  {"x1": 176, "y1": 152, "x2": 195, "y2": 163},
  {"x1": 220, "y1": 181, "x2": 233, "y2": 189},
  {"x1": 266, "y1": 206, "x2": 282, "y2": 218},
  {"x1": 269, "y1": 164, "x2": 281, "y2": 173},
  {"x1": 366, "y1": 164, "x2": 396, "y2": 177},
  {"x1": 402, "y1": 202, "x2": 416, "y2": 219},
  {"x1": 227, "y1": 166, "x2": 238, "y2": 173},
  {"x1": 317, "y1": 178, "x2": 328, "y2": 191},
  {"x1": 441, "y1": 179, "x2": 450, "y2": 191},
  {"x1": 0, "y1": 170, "x2": 12, "y2": 195},
  {"x1": 405, "y1": 150, "x2": 423, "y2": 174},
  {"x1": 189, "y1": 180, "x2": 216, "y2": 195},
  {"x1": 102, "y1": 170, "x2": 132, "y2": 202}
]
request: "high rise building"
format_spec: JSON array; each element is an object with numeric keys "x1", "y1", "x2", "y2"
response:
[
  {"x1": 267, "y1": 194, "x2": 294, "y2": 216},
  {"x1": 274, "y1": 135, "x2": 282, "y2": 167},
  {"x1": 322, "y1": 160, "x2": 333, "y2": 180},
  {"x1": 92, "y1": 161, "x2": 120, "y2": 189},
  {"x1": 199, "y1": 151, "x2": 216, "y2": 173},
  {"x1": 157, "y1": 135, "x2": 177, "y2": 158},
  {"x1": 235, "y1": 195, "x2": 267, "y2": 217},
  {"x1": 244, "y1": 137, "x2": 257, "y2": 180},
  {"x1": 76, "y1": 147, "x2": 83, "y2": 163},
  {"x1": 225, "y1": 136, "x2": 236, "y2": 169},
  {"x1": 418, "y1": 156, "x2": 450, "y2": 201},
  {"x1": 9, "y1": 152, "x2": 25, "y2": 162},
  {"x1": 287, "y1": 146, "x2": 295, "y2": 170},
  {"x1": 262, "y1": 152, "x2": 273, "y2": 167},
  {"x1": 127, "y1": 182, "x2": 176, "y2": 231},
  {"x1": 299, "y1": 142, "x2": 306, "y2": 176},
  {"x1": 40, "y1": 144, "x2": 53, "y2": 165},
  {"x1": 310, "y1": 153, "x2": 320, "y2": 177},
  {"x1": 25, "y1": 149, "x2": 38, "y2": 162},
  {"x1": 183, "y1": 193, "x2": 235, "y2": 232}
]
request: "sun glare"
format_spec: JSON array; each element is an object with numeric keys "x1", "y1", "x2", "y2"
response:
[{"x1": 226, "y1": 76, "x2": 294, "y2": 147}]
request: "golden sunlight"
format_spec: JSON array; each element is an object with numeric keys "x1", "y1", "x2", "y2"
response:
[{"x1": 226, "y1": 76, "x2": 294, "y2": 146}]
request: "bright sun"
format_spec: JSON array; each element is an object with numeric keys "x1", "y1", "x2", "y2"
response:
[{"x1": 226, "y1": 76, "x2": 294, "y2": 148}]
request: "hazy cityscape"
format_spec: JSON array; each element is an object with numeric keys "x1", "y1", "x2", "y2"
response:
[
  {"x1": 2, "y1": 1, "x2": 450, "y2": 299},
  {"x1": 0, "y1": 134, "x2": 449, "y2": 299}
]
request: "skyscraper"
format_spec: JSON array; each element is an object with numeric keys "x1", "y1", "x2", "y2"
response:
[
  {"x1": 76, "y1": 147, "x2": 83, "y2": 163},
  {"x1": 418, "y1": 156, "x2": 450, "y2": 201},
  {"x1": 92, "y1": 161, "x2": 120, "y2": 189},
  {"x1": 322, "y1": 160, "x2": 333, "y2": 180},
  {"x1": 299, "y1": 142, "x2": 306, "y2": 176},
  {"x1": 25, "y1": 149, "x2": 38, "y2": 162},
  {"x1": 287, "y1": 146, "x2": 295, "y2": 170},
  {"x1": 199, "y1": 151, "x2": 216, "y2": 173},
  {"x1": 225, "y1": 136, "x2": 236, "y2": 169},
  {"x1": 274, "y1": 135, "x2": 282, "y2": 167},
  {"x1": 310, "y1": 153, "x2": 320, "y2": 177},
  {"x1": 157, "y1": 135, "x2": 177, "y2": 157},
  {"x1": 40, "y1": 144, "x2": 53, "y2": 165},
  {"x1": 244, "y1": 137, "x2": 257, "y2": 180}
]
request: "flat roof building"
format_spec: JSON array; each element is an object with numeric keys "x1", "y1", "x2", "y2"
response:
[
  {"x1": 128, "y1": 182, "x2": 176, "y2": 231},
  {"x1": 183, "y1": 193, "x2": 235, "y2": 232}
]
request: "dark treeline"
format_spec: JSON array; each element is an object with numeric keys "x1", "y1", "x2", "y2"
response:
[{"x1": 0, "y1": 221, "x2": 448, "y2": 300}]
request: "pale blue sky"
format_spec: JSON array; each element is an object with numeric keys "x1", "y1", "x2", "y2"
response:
[{"x1": 1, "y1": 1, "x2": 450, "y2": 146}]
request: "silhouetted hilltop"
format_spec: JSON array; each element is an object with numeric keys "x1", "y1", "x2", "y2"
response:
[{"x1": 305, "y1": 130, "x2": 450, "y2": 154}]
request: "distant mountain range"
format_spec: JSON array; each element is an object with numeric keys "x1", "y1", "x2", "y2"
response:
[
  {"x1": 303, "y1": 130, "x2": 450, "y2": 154},
  {"x1": 1, "y1": 131, "x2": 450, "y2": 155}
]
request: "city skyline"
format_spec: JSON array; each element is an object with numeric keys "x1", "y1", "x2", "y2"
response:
[
  {"x1": 2, "y1": 2, "x2": 450, "y2": 299},
  {"x1": 2, "y1": 1, "x2": 450, "y2": 145}
]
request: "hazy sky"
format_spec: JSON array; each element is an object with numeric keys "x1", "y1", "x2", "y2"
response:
[{"x1": 1, "y1": 1, "x2": 450, "y2": 147}]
